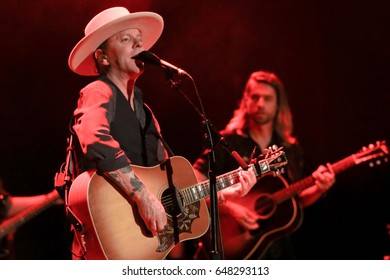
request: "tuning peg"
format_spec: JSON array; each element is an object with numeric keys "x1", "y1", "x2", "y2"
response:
[
  {"x1": 273, "y1": 168, "x2": 285, "y2": 176},
  {"x1": 264, "y1": 145, "x2": 279, "y2": 153},
  {"x1": 368, "y1": 143, "x2": 375, "y2": 149},
  {"x1": 369, "y1": 159, "x2": 386, "y2": 167},
  {"x1": 368, "y1": 160, "x2": 382, "y2": 167}
]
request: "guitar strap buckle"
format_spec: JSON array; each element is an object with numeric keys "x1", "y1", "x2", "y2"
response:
[
  {"x1": 67, "y1": 206, "x2": 87, "y2": 259},
  {"x1": 66, "y1": 206, "x2": 84, "y2": 234}
]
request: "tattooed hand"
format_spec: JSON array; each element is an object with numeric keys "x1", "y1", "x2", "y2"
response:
[
  {"x1": 132, "y1": 186, "x2": 167, "y2": 236},
  {"x1": 106, "y1": 165, "x2": 167, "y2": 236}
]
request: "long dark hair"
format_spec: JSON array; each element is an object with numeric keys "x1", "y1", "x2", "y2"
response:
[{"x1": 223, "y1": 70, "x2": 296, "y2": 146}]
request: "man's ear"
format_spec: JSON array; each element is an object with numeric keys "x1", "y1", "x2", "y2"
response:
[{"x1": 95, "y1": 49, "x2": 109, "y2": 65}]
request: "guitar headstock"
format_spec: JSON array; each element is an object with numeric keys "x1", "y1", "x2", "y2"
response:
[
  {"x1": 354, "y1": 140, "x2": 389, "y2": 166},
  {"x1": 253, "y1": 145, "x2": 288, "y2": 175}
]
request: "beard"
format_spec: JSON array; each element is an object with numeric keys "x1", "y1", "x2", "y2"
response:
[{"x1": 250, "y1": 111, "x2": 275, "y2": 126}]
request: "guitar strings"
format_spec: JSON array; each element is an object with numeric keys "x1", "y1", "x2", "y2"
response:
[{"x1": 159, "y1": 173, "x2": 242, "y2": 208}]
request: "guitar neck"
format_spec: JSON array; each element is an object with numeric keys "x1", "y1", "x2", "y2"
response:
[
  {"x1": 273, "y1": 154, "x2": 357, "y2": 204},
  {"x1": 0, "y1": 191, "x2": 60, "y2": 239},
  {"x1": 182, "y1": 164, "x2": 261, "y2": 205}
]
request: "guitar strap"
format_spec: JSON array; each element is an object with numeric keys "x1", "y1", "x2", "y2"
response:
[
  {"x1": 143, "y1": 103, "x2": 175, "y2": 158},
  {"x1": 159, "y1": 135, "x2": 175, "y2": 157}
]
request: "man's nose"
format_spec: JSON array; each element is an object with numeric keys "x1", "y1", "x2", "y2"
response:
[
  {"x1": 134, "y1": 38, "x2": 143, "y2": 48},
  {"x1": 256, "y1": 98, "x2": 265, "y2": 106}
]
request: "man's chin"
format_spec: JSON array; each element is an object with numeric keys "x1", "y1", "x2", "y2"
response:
[{"x1": 254, "y1": 117, "x2": 272, "y2": 125}]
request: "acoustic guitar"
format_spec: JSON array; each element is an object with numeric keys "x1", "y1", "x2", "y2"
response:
[
  {"x1": 200, "y1": 140, "x2": 388, "y2": 260},
  {"x1": 68, "y1": 149, "x2": 287, "y2": 260}
]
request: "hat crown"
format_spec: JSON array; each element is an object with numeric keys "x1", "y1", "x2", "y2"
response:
[
  {"x1": 69, "y1": 7, "x2": 163, "y2": 76},
  {"x1": 85, "y1": 7, "x2": 130, "y2": 36}
]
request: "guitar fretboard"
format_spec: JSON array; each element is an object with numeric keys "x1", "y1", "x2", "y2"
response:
[
  {"x1": 182, "y1": 163, "x2": 264, "y2": 205},
  {"x1": 273, "y1": 154, "x2": 358, "y2": 204},
  {"x1": 181, "y1": 170, "x2": 240, "y2": 205}
]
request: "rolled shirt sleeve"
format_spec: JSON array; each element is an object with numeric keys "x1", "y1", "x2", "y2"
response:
[{"x1": 73, "y1": 80, "x2": 130, "y2": 172}]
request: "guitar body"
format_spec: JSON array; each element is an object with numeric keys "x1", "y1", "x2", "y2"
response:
[
  {"x1": 200, "y1": 174, "x2": 303, "y2": 260},
  {"x1": 68, "y1": 156, "x2": 209, "y2": 260}
]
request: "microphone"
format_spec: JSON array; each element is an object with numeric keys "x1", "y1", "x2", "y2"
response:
[{"x1": 132, "y1": 51, "x2": 189, "y2": 76}]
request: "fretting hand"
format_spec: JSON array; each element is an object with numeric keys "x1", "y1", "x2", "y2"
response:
[
  {"x1": 218, "y1": 169, "x2": 257, "y2": 203},
  {"x1": 312, "y1": 163, "x2": 335, "y2": 192}
]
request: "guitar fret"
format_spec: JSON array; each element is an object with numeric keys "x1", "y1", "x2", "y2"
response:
[
  {"x1": 217, "y1": 177, "x2": 226, "y2": 191},
  {"x1": 189, "y1": 187, "x2": 195, "y2": 203},
  {"x1": 183, "y1": 188, "x2": 191, "y2": 205},
  {"x1": 185, "y1": 183, "x2": 202, "y2": 205},
  {"x1": 333, "y1": 156, "x2": 355, "y2": 173},
  {"x1": 191, "y1": 187, "x2": 199, "y2": 201},
  {"x1": 202, "y1": 183, "x2": 210, "y2": 197},
  {"x1": 220, "y1": 173, "x2": 239, "y2": 189},
  {"x1": 196, "y1": 185, "x2": 205, "y2": 199}
]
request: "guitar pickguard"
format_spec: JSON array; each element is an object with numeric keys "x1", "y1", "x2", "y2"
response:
[{"x1": 157, "y1": 201, "x2": 201, "y2": 252}]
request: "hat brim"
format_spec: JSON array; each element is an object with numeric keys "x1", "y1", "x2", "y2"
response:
[{"x1": 68, "y1": 12, "x2": 163, "y2": 76}]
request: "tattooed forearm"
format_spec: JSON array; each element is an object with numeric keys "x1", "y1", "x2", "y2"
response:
[
  {"x1": 118, "y1": 166, "x2": 131, "y2": 173},
  {"x1": 107, "y1": 166, "x2": 130, "y2": 186},
  {"x1": 129, "y1": 177, "x2": 143, "y2": 197},
  {"x1": 105, "y1": 165, "x2": 144, "y2": 199}
]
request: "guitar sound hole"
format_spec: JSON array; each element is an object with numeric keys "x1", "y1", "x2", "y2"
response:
[
  {"x1": 161, "y1": 187, "x2": 184, "y2": 216},
  {"x1": 254, "y1": 193, "x2": 277, "y2": 219}
]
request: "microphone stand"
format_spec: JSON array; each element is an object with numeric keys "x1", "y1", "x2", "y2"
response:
[{"x1": 164, "y1": 70, "x2": 248, "y2": 260}]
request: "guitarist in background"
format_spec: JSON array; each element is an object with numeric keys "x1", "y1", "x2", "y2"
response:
[
  {"x1": 67, "y1": 7, "x2": 256, "y2": 259},
  {"x1": 0, "y1": 177, "x2": 56, "y2": 259},
  {"x1": 192, "y1": 70, "x2": 336, "y2": 259}
]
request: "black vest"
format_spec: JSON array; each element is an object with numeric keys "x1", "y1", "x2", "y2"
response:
[
  {"x1": 104, "y1": 78, "x2": 163, "y2": 167},
  {"x1": 75, "y1": 78, "x2": 166, "y2": 172}
]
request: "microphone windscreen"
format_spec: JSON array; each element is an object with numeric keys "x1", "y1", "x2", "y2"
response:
[{"x1": 132, "y1": 51, "x2": 160, "y2": 64}]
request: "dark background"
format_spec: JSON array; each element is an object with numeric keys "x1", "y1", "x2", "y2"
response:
[{"x1": 0, "y1": 0, "x2": 389, "y2": 259}]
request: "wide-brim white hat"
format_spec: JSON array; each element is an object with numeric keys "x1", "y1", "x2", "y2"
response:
[{"x1": 68, "y1": 7, "x2": 164, "y2": 76}]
